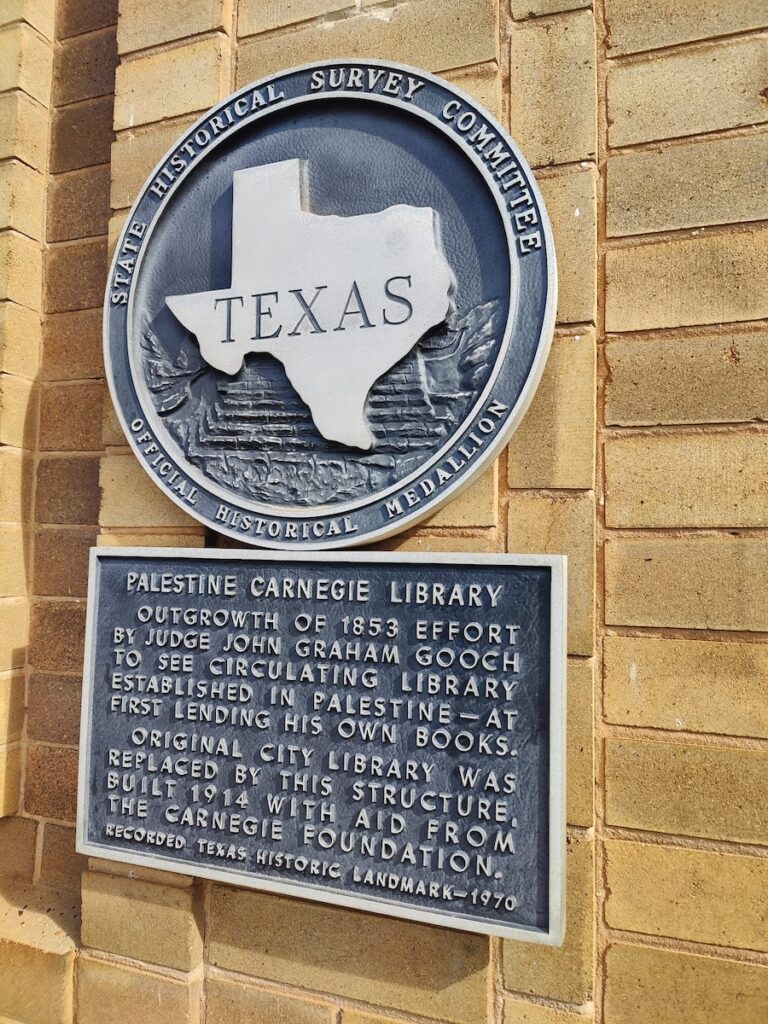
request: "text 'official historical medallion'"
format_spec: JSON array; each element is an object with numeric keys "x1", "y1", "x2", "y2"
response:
[{"x1": 104, "y1": 61, "x2": 557, "y2": 548}]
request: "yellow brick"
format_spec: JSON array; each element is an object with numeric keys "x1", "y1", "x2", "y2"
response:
[
  {"x1": 100, "y1": 453, "x2": 197, "y2": 528},
  {"x1": 604, "y1": 0, "x2": 768, "y2": 56},
  {"x1": 87, "y1": 856, "x2": 194, "y2": 888},
  {"x1": 0, "y1": 527, "x2": 27, "y2": 597},
  {"x1": 503, "y1": 832, "x2": 593, "y2": 1002},
  {"x1": 604, "y1": 330, "x2": 768, "y2": 427},
  {"x1": 382, "y1": 531, "x2": 496, "y2": 553},
  {"x1": 605, "y1": 535, "x2": 768, "y2": 631},
  {"x1": 605, "y1": 942, "x2": 768, "y2": 1024},
  {"x1": 0, "y1": 598, "x2": 28, "y2": 672},
  {"x1": 0, "y1": 231, "x2": 42, "y2": 311},
  {"x1": 81, "y1": 871, "x2": 202, "y2": 970},
  {"x1": 0, "y1": 90, "x2": 48, "y2": 170},
  {"x1": 606, "y1": 226, "x2": 768, "y2": 333},
  {"x1": 236, "y1": 0, "x2": 498, "y2": 84},
  {"x1": 0, "y1": 160, "x2": 44, "y2": 240},
  {"x1": 0, "y1": 23, "x2": 53, "y2": 106},
  {"x1": 0, "y1": 673, "x2": 24, "y2": 744},
  {"x1": 606, "y1": 737, "x2": 768, "y2": 845},
  {"x1": 538, "y1": 167, "x2": 596, "y2": 325},
  {"x1": 607, "y1": 134, "x2": 768, "y2": 236},
  {"x1": 97, "y1": 530, "x2": 205, "y2": 546},
  {"x1": 239, "y1": 0, "x2": 350, "y2": 36},
  {"x1": 0, "y1": 745, "x2": 21, "y2": 815},
  {"x1": 0, "y1": 448, "x2": 31, "y2": 521},
  {"x1": 209, "y1": 886, "x2": 488, "y2": 1024},
  {"x1": 441, "y1": 62, "x2": 501, "y2": 118},
  {"x1": 76, "y1": 957, "x2": 198, "y2": 1024},
  {"x1": 509, "y1": 10, "x2": 596, "y2": 167},
  {"x1": 566, "y1": 658, "x2": 593, "y2": 827},
  {"x1": 424, "y1": 465, "x2": 497, "y2": 528},
  {"x1": 607, "y1": 37, "x2": 768, "y2": 147},
  {"x1": 341, "y1": 1014, "x2": 411, "y2": 1024},
  {"x1": 504, "y1": 1000, "x2": 592, "y2": 1024},
  {"x1": 507, "y1": 492, "x2": 594, "y2": 656},
  {"x1": 507, "y1": 329, "x2": 595, "y2": 489},
  {"x1": 0, "y1": 0, "x2": 56, "y2": 38},
  {"x1": 118, "y1": 0, "x2": 231, "y2": 53},
  {"x1": 0, "y1": 881, "x2": 77, "y2": 1024},
  {"x1": 111, "y1": 117, "x2": 197, "y2": 209},
  {"x1": 605, "y1": 432, "x2": 768, "y2": 529},
  {"x1": 206, "y1": 976, "x2": 332, "y2": 1024},
  {"x1": 0, "y1": 374, "x2": 36, "y2": 448},
  {"x1": 114, "y1": 36, "x2": 230, "y2": 130},
  {"x1": 605, "y1": 636, "x2": 768, "y2": 739},
  {"x1": 605, "y1": 839, "x2": 768, "y2": 951},
  {"x1": 0, "y1": 302, "x2": 40, "y2": 379}
]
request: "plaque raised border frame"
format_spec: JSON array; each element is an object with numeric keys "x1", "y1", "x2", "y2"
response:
[{"x1": 77, "y1": 548, "x2": 566, "y2": 944}]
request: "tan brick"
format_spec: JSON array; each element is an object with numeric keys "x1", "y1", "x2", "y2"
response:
[
  {"x1": 507, "y1": 492, "x2": 594, "y2": 655},
  {"x1": 0, "y1": 90, "x2": 48, "y2": 170},
  {"x1": 209, "y1": 886, "x2": 488, "y2": 1024},
  {"x1": 42, "y1": 308, "x2": 102, "y2": 380},
  {"x1": 509, "y1": 10, "x2": 596, "y2": 167},
  {"x1": 605, "y1": 840, "x2": 768, "y2": 951},
  {"x1": 0, "y1": 0, "x2": 56, "y2": 38},
  {"x1": 239, "y1": 0, "x2": 349, "y2": 36},
  {"x1": 237, "y1": 0, "x2": 498, "y2": 84},
  {"x1": 608, "y1": 134, "x2": 768, "y2": 237},
  {"x1": 605, "y1": 635, "x2": 768, "y2": 739},
  {"x1": 566, "y1": 658, "x2": 593, "y2": 827},
  {"x1": 606, "y1": 432, "x2": 768, "y2": 529},
  {"x1": 39, "y1": 823, "x2": 87, "y2": 894},
  {"x1": 606, "y1": 737, "x2": 768, "y2": 844},
  {"x1": 114, "y1": 36, "x2": 229, "y2": 130},
  {"x1": 606, "y1": 226, "x2": 768, "y2": 333},
  {"x1": 504, "y1": 1000, "x2": 591, "y2": 1024},
  {"x1": 35, "y1": 456, "x2": 100, "y2": 524},
  {"x1": 0, "y1": 160, "x2": 44, "y2": 239},
  {"x1": 0, "y1": 23, "x2": 53, "y2": 106},
  {"x1": 77, "y1": 956, "x2": 198, "y2": 1024},
  {"x1": 33, "y1": 528, "x2": 96, "y2": 597},
  {"x1": 0, "y1": 301, "x2": 41, "y2": 378},
  {"x1": 87, "y1": 855, "x2": 194, "y2": 888},
  {"x1": 119, "y1": 0, "x2": 231, "y2": 53},
  {"x1": 608, "y1": 37, "x2": 768, "y2": 147},
  {"x1": 27, "y1": 672, "x2": 81, "y2": 745},
  {"x1": 97, "y1": 529, "x2": 205, "y2": 546},
  {"x1": 0, "y1": 448, "x2": 31, "y2": 521},
  {"x1": 206, "y1": 976, "x2": 331, "y2": 1024},
  {"x1": 53, "y1": 27, "x2": 116, "y2": 106},
  {"x1": 48, "y1": 165, "x2": 111, "y2": 243},
  {"x1": 0, "y1": 815, "x2": 36, "y2": 881},
  {"x1": 605, "y1": 535, "x2": 768, "y2": 631},
  {"x1": 81, "y1": 871, "x2": 202, "y2": 970},
  {"x1": 0, "y1": 673, "x2": 24, "y2": 743},
  {"x1": 507, "y1": 329, "x2": 595, "y2": 489},
  {"x1": 100, "y1": 453, "x2": 197, "y2": 528},
  {"x1": 605, "y1": 0, "x2": 768, "y2": 56},
  {"x1": 0, "y1": 526, "x2": 28, "y2": 596},
  {"x1": 0, "y1": 598, "x2": 29, "y2": 673},
  {"x1": 0, "y1": 231, "x2": 42, "y2": 310},
  {"x1": 0, "y1": 745, "x2": 21, "y2": 815},
  {"x1": 341, "y1": 1014, "x2": 412, "y2": 1024},
  {"x1": 0, "y1": 374, "x2": 36, "y2": 448},
  {"x1": 424, "y1": 466, "x2": 497, "y2": 528},
  {"x1": 102, "y1": 397, "x2": 126, "y2": 446},
  {"x1": 604, "y1": 330, "x2": 768, "y2": 427},
  {"x1": 538, "y1": 167, "x2": 596, "y2": 324},
  {"x1": 111, "y1": 116, "x2": 196, "y2": 210},
  {"x1": 44, "y1": 237, "x2": 108, "y2": 314},
  {"x1": 51, "y1": 95, "x2": 114, "y2": 174},
  {"x1": 39, "y1": 381, "x2": 104, "y2": 451},
  {"x1": 24, "y1": 743, "x2": 78, "y2": 820},
  {"x1": 0, "y1": 880, "x2": 77, "y2": 1024},
  {"x1": 605, "y1": 942, "x2": 768, "y2": 1024},
  {"x1": 58, "y1": 0, "x2": 117, "y2": 39},
  {"x1": 382, "y1": 530, "x2": 496, "y2": 554},
  {"x1": 29, "y1": 599, "x2": 85, "y2": 673},
  {"x1": 503, "y1": 832, "x2": 593, "y2": 1002},
  {"x1": 442, "y1": 62, "x2": 501, "y2": 118}
]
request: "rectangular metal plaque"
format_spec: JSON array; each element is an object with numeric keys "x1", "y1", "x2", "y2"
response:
[{"x1": 78, "y1": 549, "x2": 566, "y2": 942}]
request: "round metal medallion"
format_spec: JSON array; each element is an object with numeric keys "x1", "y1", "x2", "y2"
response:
[{"x1": 104, "y1": 60, "x2": 557, "y2": 549}]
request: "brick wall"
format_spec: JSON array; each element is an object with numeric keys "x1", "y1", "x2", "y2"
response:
[{"x1": 0, "y1": 1, "x2": 766, "y2": 1021}]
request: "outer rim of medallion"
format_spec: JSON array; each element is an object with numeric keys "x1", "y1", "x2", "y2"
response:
[{"x1": 103, "y1": 59, "x2": 557, "y2": 550}]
